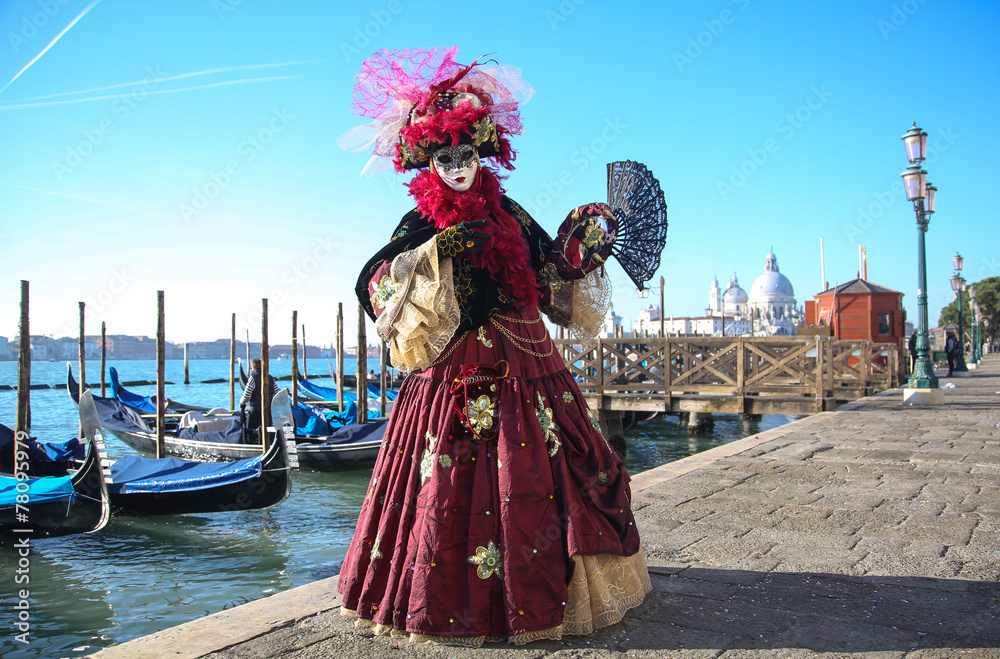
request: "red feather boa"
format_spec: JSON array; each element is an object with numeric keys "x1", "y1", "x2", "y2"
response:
[{"x1": 406, "y1": 167, "x2": 538, "y2": 308}]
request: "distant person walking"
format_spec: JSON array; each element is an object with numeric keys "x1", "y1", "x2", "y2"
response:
[
  {"x1": 908, "y1": 331, "x2": 918, "y2": 374},
  {"x1": 240, "y1": 358, "x2": 279, "y2": 438},
  {"x1": 945, "y1": 332, "x2": 959, "y2": 377}
]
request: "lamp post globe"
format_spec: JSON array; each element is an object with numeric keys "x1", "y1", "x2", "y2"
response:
[{"x1": 903, "y1": 122, "x2": 928, "y2": 163}]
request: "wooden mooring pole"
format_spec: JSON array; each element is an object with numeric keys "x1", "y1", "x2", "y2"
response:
[
  {"x1": 261, "y1": 299, "x2": 271, "y2": 449},
  {"x1": 15, "y1": 281, "x2": 31, "y2": 456},
  {"x1": 183, "y1": 343, "x2": 190, "y2": 385},
  {"x1": 229, "y1": 313, "x2": 236, "y2": 411},
  {"x1": 659, "y1": 275, "x2": 665, "y2": 338},
  {"x1": 100, "y1": 321, "x2": 107, "y2": 397},
  {"x1": 336, "y1": 303, "x2": 344, "y2": 413},
  {"x1": 291, "y1": 310, "x2": 299, "y2": 406},
  {"x1": 302, "y1": 323, "x2": 308, "y2": 379},
  {"x1": 156, "y1": 291, "x2": 165, "y2": 459},
  {"x1": 380, "y1": 340, "x2": 387, "y2": 417},
  {"x1": 356, "y1": 303, "x2": 368, "y2": 424},
  {"x1": 78, "y1": 301, "x2": 86, "y2": 393}
]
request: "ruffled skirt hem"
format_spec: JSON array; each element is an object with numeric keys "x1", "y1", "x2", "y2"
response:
[{"x1": 340, "y1": 549, "x2": 651, "y2": 646}]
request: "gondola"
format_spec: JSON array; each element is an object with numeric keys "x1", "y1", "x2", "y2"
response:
[
  {"x1": 238, "y1": 359, "x2": 401, "y2": 403},
  {"x1": 70, "y1": 364, "x2": 380, "y2": 470},
  {"x1": 108, "y1": 366, "x2": 211, "y2": 415},
  {"x1": 239, "y1": 359, "x2": 391, "y2": 422},
  {"x1": 272, "y1": 391, "x2": 386, "y2": 471},
  {"x1": 74, "y1": 391, "x2": 292, "y2": 516},
  {"x1": 67, "y1": 364, "x2": 264, "y2": 462},
  {"x1": 327, "y1": 362, "x2": 401, "y2": 403},
  {"x1": 0, "y1": 402, "x2": 111, "y2": 538}
]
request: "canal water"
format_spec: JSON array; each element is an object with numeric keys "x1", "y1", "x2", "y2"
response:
[{"x1": 0, "y1": 359, "x2": 797, "y2": 658}]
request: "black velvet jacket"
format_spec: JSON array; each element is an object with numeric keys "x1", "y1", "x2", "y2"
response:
[{"x1": 355, "y1": 197, "x2": 554, "y2": 337}]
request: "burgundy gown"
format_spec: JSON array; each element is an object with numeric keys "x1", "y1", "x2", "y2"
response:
[{"x1": 337, "y1": 189, "x2": 649, "y2": 645}]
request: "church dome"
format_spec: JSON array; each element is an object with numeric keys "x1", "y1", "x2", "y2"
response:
[
  {"x1": 749, "y1": 252, "x2": 795, "y2": 303},
  {"x1": 723, "y1": 274, "x2": 748, "y2": 305}
]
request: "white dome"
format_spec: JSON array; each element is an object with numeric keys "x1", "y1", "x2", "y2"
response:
[
  {"x1": 749, "y1": 252, "x2": 795, "y2": 303},
  {"x1": 723, "y1": 274, "x2": 748, "y2": 305}
]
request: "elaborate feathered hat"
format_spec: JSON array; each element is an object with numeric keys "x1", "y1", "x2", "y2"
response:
[{"x1": 338, "y1": 47, "x2": 534, "y2": 176}]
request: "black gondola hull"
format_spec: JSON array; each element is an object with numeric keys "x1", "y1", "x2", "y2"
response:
[
  {"x1": 109, "y1": 431, "x2": 291, "y2": 516},
  {"x1": 0, "y1": 431, "x2": 110, "y2": 538}
]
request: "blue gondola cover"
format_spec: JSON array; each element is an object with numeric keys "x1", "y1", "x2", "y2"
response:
[
  {"x1": 110, "y1": 367, "x2": 156, "y2": 412},
  {"x1": 297, "y1": 378, "x2": 356, "y2": 403},
  {"x1": 176, "y1": 420, "x2": 244, "y2": 444},
  {"x1": 109, "y1": 453, "x2": 263, "y2": 494},
  {"x1": 0, "y1": 474, "x2": 75, "y2": 506},
  {"x1": 32, "y1": 437, "x2": 86, "y2": 462},
  {"x1": 319, "y1": 418, "x2": 388, "y2": 446}
]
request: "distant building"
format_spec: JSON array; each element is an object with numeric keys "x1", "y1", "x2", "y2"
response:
[
  {"x1": 601, "y1": 307, "x2": 622, "y2": 338},
  {"x1": 702, "y1": 251, "x2": 802, "y2": 336},
  {"x1": 188, "y1": 340, "x2": 231, "y2": 360},
  {"x1": 709, "y1": 273, "x2": 749, "y2": 317},
  {"x1": 0, "y1": 336, "x2": 8, "y2": 360},
  {"x1": 105, "y1": 334, "x2": 156, "y2": 359},
  {"x1": 642, "y1": 250, "x2": 801, "y2": 338},
  {"x1": 805, "y1": 277, "x2": 906, "y2": 376},
  {"x1": 632, "y1": 304, "x2": 661, "y2": 336},
  {"x1": 747, "y1": 251, "x2": 801, "y2": 336},
  {"x1": 55, "y1": 336, "x2": 103, "y2": 360}
]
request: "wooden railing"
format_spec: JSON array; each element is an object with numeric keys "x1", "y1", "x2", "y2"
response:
[{"x1": 553, "y1": 336, "x2": 900, "y2": 416}]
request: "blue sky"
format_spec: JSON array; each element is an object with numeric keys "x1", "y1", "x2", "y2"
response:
[{"x1": 1, "y1": 0, "x2": 997, "y2": 346}]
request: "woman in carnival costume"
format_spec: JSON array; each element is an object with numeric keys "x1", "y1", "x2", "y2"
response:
[{"x1": 337, "y1": 46, "x2": 651, "y2": 646}]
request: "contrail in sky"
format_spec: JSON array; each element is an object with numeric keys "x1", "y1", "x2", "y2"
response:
[
  {"x1": 0, "y1": 0, "x2": 104, "y2": 95},
  {"x1": 3, "y1": 61, "x2": 318, "y2": 103},
  {"x1": 0, "y1": 75, "x2": 308, "y2": 111},
  {"x1": 0, "y1": 181, "x2": 169, "y2": 218}
]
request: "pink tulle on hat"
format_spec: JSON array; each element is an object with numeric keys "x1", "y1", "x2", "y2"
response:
[{"x1": 337, "y1": 47, "x2": 534, "y2": 176}]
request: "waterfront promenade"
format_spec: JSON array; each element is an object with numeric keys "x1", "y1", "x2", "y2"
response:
[{"x1": 89, "y1": 356, "x2": 1000, "y2": 658}]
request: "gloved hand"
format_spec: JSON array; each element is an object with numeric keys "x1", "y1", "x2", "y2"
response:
[{"x1": 436, "y1": 219, "x2": 490, "y2": 258}]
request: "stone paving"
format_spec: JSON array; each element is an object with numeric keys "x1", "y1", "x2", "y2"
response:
[{"x1": 89, "y1": 357, "x2": 1000, "y2": 658}]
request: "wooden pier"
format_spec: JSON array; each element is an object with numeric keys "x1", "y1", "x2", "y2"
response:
[{"x1": 554, "y1": 335, "x2": 900, "y2": 417}]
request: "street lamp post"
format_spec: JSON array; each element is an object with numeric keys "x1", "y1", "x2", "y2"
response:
[
  {"x1": 950, "y1": 252, "x2": 968, "y2": 373},
  {"x1": 901, "y1": 123, "x2": 938, "y2": 389},
  {"x1": 975, "y1": 309, "x2": 984, "y2": 361},
  {"x1": 969, "y1": 302, "x2": 978, "y2": 365},
  {"x1": 970, "y1": 286, "x2": 980, "y2": 364},
  {"x1": 637, "y1": 275, "x2": 666, "y2": 337}
]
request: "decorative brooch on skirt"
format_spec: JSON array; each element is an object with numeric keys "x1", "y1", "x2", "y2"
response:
[{"x1": 449, "y1": 360, "x2": 509, "y2": 440}]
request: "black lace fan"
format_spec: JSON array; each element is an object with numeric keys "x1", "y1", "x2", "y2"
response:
[{"x1": 606, "y1": 160, "x2": 668, "y2": 290}]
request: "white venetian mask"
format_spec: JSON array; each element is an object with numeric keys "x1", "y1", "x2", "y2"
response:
[{"x1": 431, "y1": 144, "x2": 479, "y2": 192}]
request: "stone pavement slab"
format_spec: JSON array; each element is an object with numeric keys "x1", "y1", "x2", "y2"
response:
[{"x1": 88, "y1": 357, "x2": 1000, "y2": 658}]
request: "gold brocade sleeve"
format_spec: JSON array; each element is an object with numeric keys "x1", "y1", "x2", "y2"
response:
[{"x1": 375, "y1": 237, "x2": 460, "y2": 372}]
